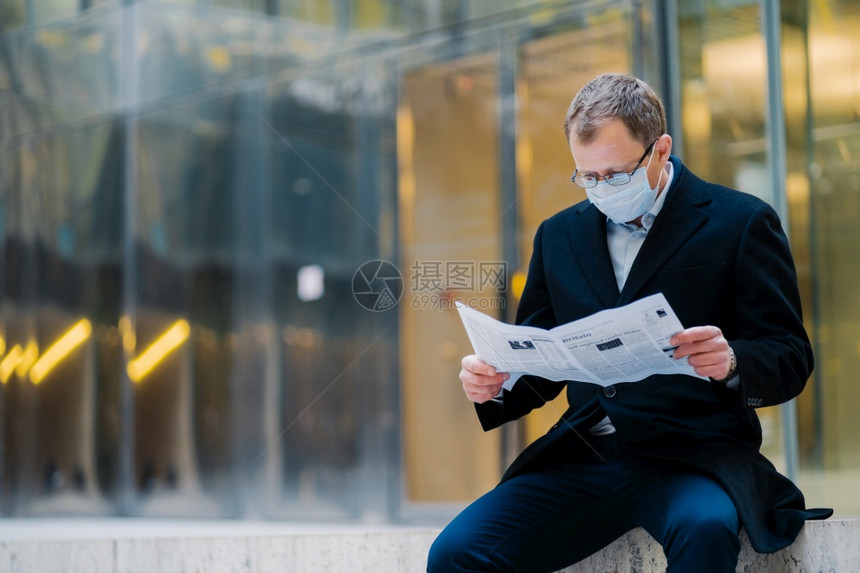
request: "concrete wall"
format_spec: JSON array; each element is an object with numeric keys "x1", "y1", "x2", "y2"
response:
[{"x1": 0, "y1": 518, "x2": 856, "y2": 572}]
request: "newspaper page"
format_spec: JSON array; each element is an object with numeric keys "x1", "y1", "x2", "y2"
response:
[{"x1": 455, "y1": 292, "x2": 706, "y2": 390}]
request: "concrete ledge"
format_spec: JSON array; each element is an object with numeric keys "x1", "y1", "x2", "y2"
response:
[
  {"x1": 0, "y1": 518, "x2": 856, "y2": 572},
  {"x1": 0, "y1": 520, "x2": 439, "y2": 573},
  {"x1": 559, "y1": 520, "x2": 859, "y2": 573}
]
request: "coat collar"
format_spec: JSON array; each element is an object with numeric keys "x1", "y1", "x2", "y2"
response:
[
  {"x1": 565, "y1": 201, "x2": 619, "y2": 308},
  {"x1": 565, "y1": 157, "x2": 712, "y2": 308}
]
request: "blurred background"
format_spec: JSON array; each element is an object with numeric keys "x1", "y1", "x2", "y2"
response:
[{"x1": 0, "y1": 0, "x2": 857, "y2": 524}]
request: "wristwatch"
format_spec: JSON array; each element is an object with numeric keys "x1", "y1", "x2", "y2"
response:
[{"x1": 711, "y1": 346, "x2": 737, "y2": 385}]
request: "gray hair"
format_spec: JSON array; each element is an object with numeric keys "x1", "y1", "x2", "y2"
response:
[{"x1": 563, "y1": 73, "x2": 666, "y2": 147}]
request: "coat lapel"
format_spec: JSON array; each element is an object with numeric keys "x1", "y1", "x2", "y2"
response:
[
  {"x1": 565, "y1": 202, "x2": 620, "y2": 308},
  {"x1": 616, "y1": 161, "x2": 711, "y2": 306}
]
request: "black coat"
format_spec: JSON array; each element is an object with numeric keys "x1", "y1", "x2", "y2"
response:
[{"x1": 475, "y1": 157, "x2": 832, "y2": 553}]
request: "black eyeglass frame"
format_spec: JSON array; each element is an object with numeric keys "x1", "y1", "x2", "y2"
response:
[{"x1": 570, "y1": 139, "x2": 657, "y2": 189}]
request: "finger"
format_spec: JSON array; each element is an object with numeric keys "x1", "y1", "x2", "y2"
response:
[
  {"x1": 692, "y1": 363, "x2": 729, "y2": 380},
  {"x1": 465, "y1": 383, "x2": 503, "y2": 404},
  {"x1": 685, "y1": 351, "x2": 725, "y2": 369},
  {"x1": 672, "y1": 331, "x2": 727, "y2": 360},
  {"x1": 461, "y1": 355, "x2": 510, "y2": 381},
  {"x1": 670, "y1": 325, "x2": 722, "y2": 346},
  {"x1": 462, "y1": 354, "x2": 505, "y2": 377},
  {"x1": 682, "y1": 345, "x2": 733, "y2": 379},
  {"x1": 674, "y1": 339, "x2": 723, "y2": 359},
  {"x1": 463, "y1": 377, "x2": 499, "y2": 397},
  {"x1": 460, "y1": 367, "x2": 509, "y2": 387}
]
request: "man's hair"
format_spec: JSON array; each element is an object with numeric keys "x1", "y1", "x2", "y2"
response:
[{"x1": 563, "y1": 73, "x2": 666, "y2": 147}]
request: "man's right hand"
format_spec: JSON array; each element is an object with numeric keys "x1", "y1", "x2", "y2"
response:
[{"x1": 460, "y1": 355, "x2": 510, "y2": 404}]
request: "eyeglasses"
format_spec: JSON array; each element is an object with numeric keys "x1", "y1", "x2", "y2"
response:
[{"x1": 571, "y1": 140, "x2": 657, "y2": 189}]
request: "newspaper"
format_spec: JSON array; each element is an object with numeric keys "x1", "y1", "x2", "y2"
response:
[{"x1": 455, "y1": 292, "x2": 706, "y2": 390}]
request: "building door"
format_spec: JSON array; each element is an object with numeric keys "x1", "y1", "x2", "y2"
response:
[{"x1": 397, "y1": 2, "x2": 639, "y2": 512}]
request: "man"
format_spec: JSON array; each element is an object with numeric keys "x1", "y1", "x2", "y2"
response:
[{"x1": 427, "y1": 73, "x2": 831, "y2": 573}]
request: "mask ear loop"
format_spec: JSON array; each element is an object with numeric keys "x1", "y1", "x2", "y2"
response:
[{"x1": 647, "y1": 141, "x2": 664, "y2": 193}]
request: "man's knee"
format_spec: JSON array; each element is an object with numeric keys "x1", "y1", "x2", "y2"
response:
[
  {"x1": 426, "y1": 530, "x2": 454, "y2": 573},
  {"x1": 427, "y1": 527, "x2": 481, "y2": 573},
  {"x1": 663, "y1": 508, "x2": 741, "y2": 569},
  {"x1": 661, "y1": 477, "x2": 740, "y2": 542},
  {"x1": 686, "y1": 511, "x2": 739, "y2": 539},
  {"x1": 670, "y1": 500, "x2": 739, "y2": 540}
]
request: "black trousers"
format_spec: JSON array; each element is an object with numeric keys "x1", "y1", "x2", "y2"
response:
[{"x1": 427, "y1": 434, "x2": 741, "y2": 573}]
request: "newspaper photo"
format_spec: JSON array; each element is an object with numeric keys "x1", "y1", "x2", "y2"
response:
[{"x1": 455, "y1": 292, "x2": 706, "y2": 390}]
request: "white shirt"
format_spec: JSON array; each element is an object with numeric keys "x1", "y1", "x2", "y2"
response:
[
  {"x1": 606, "y1": 161, "x2": 675, "y2": 290},
  {"x1": 589, "y1": 162, "x2": 674, "y2": 436},
  {"x1": 588, "y1": 161, "x2": 738, "y2": 436}
]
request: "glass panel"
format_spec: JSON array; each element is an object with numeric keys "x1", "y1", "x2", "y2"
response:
[
  {"x1": 467, "y1": 0, "x2": 554, "y2": 18},
  {"x1": 0, "y1": 141, "x2": 39, "y2": 515},
  {"x1": 678, "y1": 2, "x2": 771, "y2": 195},
  {"x1": 0, "y1": 0, "x2": 26, "y2": 32},
  {"x1": 1, "y1": 0, "x2": 398, "y2": 522},
  {"x1": 1, "y1": 121, "x2": 121, "y2": 516},
  {"x1": 0, "y1": 7, "x2": 122, "y2": 139},
  {"x1": 137, "y1": 6, "x2": 275, "y2": 105},
  {"x1": 133, "y1": 99, "x2": 235, "y2": 516},
  {"x1": 207, "y1": 0, "x2": 268, "y2": 13},
  {"x1": 352, "y1": 0, "x2": 393, "y2": 29},
  {"x1": 517, "y1": 13, "x2": 633, "y2": 443},
  {"x1": 778, "y1": 0, "x2": 816, "y2": 487},
  {"x1": 277, "y1": 0, "x2": 336, "y2": 23},
  {"x1": 136, "y1": 3, "x2": 381, "y2": 107},
  {"x1": 676, "y1": 0, "x2": 787, "y2": 469},
  {"x1": 258, "y1": 59, "x2": 398, "y2": 519},
  {"x1": 399, "y1": 53, "x2": 503, "y2": 503},
  {"x1": 31, "y1": 1, "x2": 77, "y2": 26},
  {"x1": 800, "y1": 0, "x2": 860, "y2": 516}
]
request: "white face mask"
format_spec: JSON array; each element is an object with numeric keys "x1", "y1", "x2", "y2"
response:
[{"x1": 585, "y1": 147, "x2": 662, "y2": 225}]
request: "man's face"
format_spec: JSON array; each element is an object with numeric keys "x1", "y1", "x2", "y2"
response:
[{"x1": 569, "y1": 119, "x2": 668, "y2": 191}]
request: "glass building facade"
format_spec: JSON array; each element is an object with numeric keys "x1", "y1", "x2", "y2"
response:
[{"x1": 0, "y1": 0, "x2": 858, "y2": 522}]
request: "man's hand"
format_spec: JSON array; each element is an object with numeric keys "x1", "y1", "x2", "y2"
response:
[
  {"x1": 670, "y1": 326, "x2": 734, "y2": 380},
  {"x1": 460, "y1": 355, "x2": 510, "y2": 404}
]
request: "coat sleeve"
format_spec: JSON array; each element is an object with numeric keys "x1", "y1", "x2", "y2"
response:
[
  {"x1": 475, "y1": 221, "x2": 567, "y2": 431},
  {"x1": 721, "y1": 202, "x2": 814, "y2": 409}
]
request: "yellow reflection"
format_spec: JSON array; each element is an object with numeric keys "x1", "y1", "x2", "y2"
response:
[
  {"x1": 119, "y1": 315, "x2": 136, "y2": 353},
  {"x1": 0, "y1": 344, "x2": 23, "y2": 383},
  {"x1": 511, "y1": 271, "x2": 527, "y2": 300},
  {"x1": 682, "y1": 79, "x2": 712, "y2": 142},
  {"x1": 127, "y1": 320, "x2": 190, "y2": 383},
  {"x1": 206, "y1": 45, "x2": 231, "y2": 72},
  {"x1": 16, "y1": 342, "x2": 38, "y2": 378},
  {"x1": 29, "y1": 319, "x2": 93, "y2": 385},
  {"x1": 396, "y1": 103, "x2": 416, "y2": 248},
  {"x1": 515, "y1": 77, "x2": 534, "y2": 229},
  {"x1": 0, "y1": 335, "x2": 5, "y2": 357}
]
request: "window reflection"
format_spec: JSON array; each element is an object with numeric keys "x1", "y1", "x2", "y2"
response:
[
  {"x1": 1, "y1": 122, "x2": 120, "y2": 515},
  {"x1": 517, "y1": 15, "x2": 632, "y2": 445},
  {"x1": 1, "y1": 0, "x2": 858, "y2": 522},
  {"x1": 398, "y1": 54, "x2": 503, "y2": 504},
  {"x1": 802, "y1": 0, "x2": 860, "y2": 515},
  {"x1": 677, "y1": 1, "x2": 787, "y2": 470}
]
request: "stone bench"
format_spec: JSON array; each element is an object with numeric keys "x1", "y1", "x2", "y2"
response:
[
  {"x1": 558, "y1": 520, "x2": 859, "y2": 572},
  {"x1": 0, "y1": 518, "x2": 856, "y2": 572}
]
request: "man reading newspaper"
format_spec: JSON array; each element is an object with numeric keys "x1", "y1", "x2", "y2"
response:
[{"x1": 428, "y1": 73, "x2": 831, "y2": 573}]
